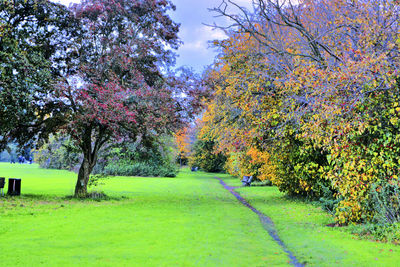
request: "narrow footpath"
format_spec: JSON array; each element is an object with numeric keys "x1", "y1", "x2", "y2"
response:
[{"x1": 215, "y1": 176, "x2": 304, "y2": 267}]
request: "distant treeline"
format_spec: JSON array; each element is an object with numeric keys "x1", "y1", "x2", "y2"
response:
[{"x1": 0, "y1": 144, "x2": 33, "y2": 162}]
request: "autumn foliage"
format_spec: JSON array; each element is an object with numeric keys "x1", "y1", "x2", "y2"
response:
[
  {"x1": 201, "y1": 0, "x2": 400, "y2": 223},
  {"x1": 175, "y1": 127, "x2": 190, "y2": 165}
]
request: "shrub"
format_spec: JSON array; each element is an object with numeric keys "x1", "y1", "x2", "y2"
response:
[
  {"x1": 367, "y1": 181, "x2": 400, "y2": 224},
  {"x1": 103, "y1": 161, "x2": 177, "y2": 177},
  {"x1": 350, "y1": 223, "x2": 400, "y2": 243},
  {"x1": 189, "y1": 139, "x2": 226, "y2": 172},
  {"x1": 270, "y1": 130, "x2": 333, "y2": 200},
  {"x1": 100, "y1": 135, "x2": 179, "y2": 177},
  {"x1": 36, "y1": 134, "x2": 179, "y2": 177},
  {"x1": 323, "y1": 87, "x2": 400, "y2": 224},
  {"x1": 319, "y1": 184, "x2": 342, "y2": 215}
]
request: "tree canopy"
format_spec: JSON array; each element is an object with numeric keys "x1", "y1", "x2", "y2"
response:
[
  {"x1": 0, "y1": 0, "x2": 78, "y2": 149},
  {"x1": 0, "y1": 0, "x2": 201, "y2": 196},
  {"x1": 198, "y1": 0, "x2": 400, "y2": 223}
]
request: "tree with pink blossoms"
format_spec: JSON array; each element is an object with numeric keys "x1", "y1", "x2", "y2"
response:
[
  {"x1": 56, "y1": 0, "x2": 190, "y2": 196},
  {"x1": 0, "y1": 0, "x2": 204, "y2": 196}
]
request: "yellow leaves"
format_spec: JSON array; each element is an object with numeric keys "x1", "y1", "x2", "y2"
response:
[
  {"x1": 336, "y1": 198, "x2": 366, "y2": 224},
  {"x1": 298, "y1": 179, "x2": 311, "y2": 192},
  {"x1": 390, "y1": 117, "x2": 399, "y2": 126},
  {"x1": 223, "y1": 147, "x2": 277, "y2": 182},
  {"x1": 198, "y1": 0, "x2": 400, "y2": 224}
]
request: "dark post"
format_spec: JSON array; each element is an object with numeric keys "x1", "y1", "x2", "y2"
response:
[
  {"x1": 7, "y1": 178, "x2": 21, "y2": 196},
  {"x1": 0, "y1": 177, "x2": 5, "y2": 196}
]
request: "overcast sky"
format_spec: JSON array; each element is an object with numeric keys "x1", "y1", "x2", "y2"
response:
[{"x1": 52, "y1": 0, "x2": 252, "y2": 73}]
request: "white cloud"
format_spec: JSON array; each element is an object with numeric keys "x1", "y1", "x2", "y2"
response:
[
  {"x1": 201, "y1": 26, "x2": 227, "y2": 40},
  {"x1": 51, "y1": 0, "x2": 80, "y2": 6},
  {"x1": 181, "y1": 41, "x2": 207, "y2": 53},
  {"x1": 178, "y1": 25, "x2": 226, "y2": 55}
]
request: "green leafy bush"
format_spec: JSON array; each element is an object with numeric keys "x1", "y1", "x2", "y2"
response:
[
  {"x1": 271, "y1": 130, "x2": 333, "y2": 200},
  {"x1": 350, "y1": 223, "x2": 400, "y2": 243},
  {"x1": 36, "y1": 134, "x2": 178, "y2": 177},
  {"x1": 368, "y1": 181, "x2": 400, "y2": 224},
  {"x1": 102, "y1": 135, "x2": 178, "y2": 177},
  {"x1": 103, "y1": 161, "x2": 177, "y2": 177},
  {"x1": 325, "y1": 87, "x2": 400, "y2": 223},
  {"x1": 319, "y1": 184, "x2": 342, "y2": 215},
  {"x1": 189, "y1": 139, "x2": 226, "y2": 172}
]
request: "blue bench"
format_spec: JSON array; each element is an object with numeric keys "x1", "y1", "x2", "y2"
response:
[{"x1": 242, "y1": 176, "x2": 253, "y2": 186}]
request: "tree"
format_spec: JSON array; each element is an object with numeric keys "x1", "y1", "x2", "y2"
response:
[
  {"x1": 200, "y1": 0, "x2": 400, "y2": 222},
  {"x1": 57, "y1": 0, "x2": 187, "y2": 196},
  {"x1": 1, "y1": 0, "x2": 199, "y2": 196},
  {"x1": 0, "y1": 0, "x2": 78, "y2": 150},
  {"x1": 210, "y1": 0, "x2": 400, "y2": 130}
]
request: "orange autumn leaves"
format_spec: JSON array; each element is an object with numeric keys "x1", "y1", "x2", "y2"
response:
[{"x1": 175, "y1": 128, "x2": 190, "y2": 159}]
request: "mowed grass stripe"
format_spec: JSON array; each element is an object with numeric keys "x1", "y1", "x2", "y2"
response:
[{"x1": 0, "y1": 164, "x2": 289, "y2": 266}]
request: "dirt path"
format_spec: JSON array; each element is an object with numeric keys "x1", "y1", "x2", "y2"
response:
[{"x1": 215, "y1": 176, "x2": 304, "y2": 267}]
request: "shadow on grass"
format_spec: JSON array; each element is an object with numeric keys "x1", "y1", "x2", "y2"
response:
[
  {"x1": 2, "y1": 194, "x2": 58, "y2": 201},
  {"x1": 63, "y1": 192, "x2": 128, "y2": 202},
  {"x1": 1, "y1": 193, "x2": 128, "y2": 203}
]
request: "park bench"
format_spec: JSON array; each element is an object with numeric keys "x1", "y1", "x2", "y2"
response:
[
  {"x1": 0, "y1": 177, "x2": 5, "y2": 196},
  {"x1": 242, "y1": 175, "x2": 253, "y2": 187}
]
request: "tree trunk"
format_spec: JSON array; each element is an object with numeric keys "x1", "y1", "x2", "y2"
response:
[
  {"x1": 73, "y1": 126, "x2": 108, "y2": 197},
  {"x1": 74, "y1": 156, "x2": 93, "y2": 196}
]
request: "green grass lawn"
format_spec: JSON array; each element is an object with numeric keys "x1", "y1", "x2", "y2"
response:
[
  {"x1": 0, "y1": 163, "x2": 288, "y2": 266},
  {"x1": 221, "y1": 176, "x2": 400, "y2": 266},
  {"x1": 1, "y1": 163, "x2": 399, "y2": 266}
]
